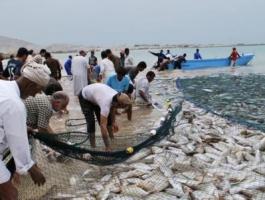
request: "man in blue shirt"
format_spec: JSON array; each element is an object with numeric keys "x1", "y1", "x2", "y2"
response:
[
  {"x1": 194, "y1": 49, "x2": 202, "y2": 59},
  {"x1": 64, "y1": 55, "x2": 72, "y2": 76},
  {"x1": 106, "y1": 67, "x2": 132, "y2": 120},
  {"x1": 107, "y1": 67, "x2": 130, "y2": 93}
]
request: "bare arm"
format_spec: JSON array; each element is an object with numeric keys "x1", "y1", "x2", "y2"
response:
[
  {"x1": 127, "y1": 105, "x2": 132, "y2": 121},
  {"x1": 100, "y1": 115, "x2": 111, "y2": 151},
  {"x1": 38, "y1": 125, "x2": 53, "y2": 134},
  {"x1": 139, "y1": 90, "x2": 149, "y2": 103}
]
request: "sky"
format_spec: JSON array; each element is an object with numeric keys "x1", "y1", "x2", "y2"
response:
[{"x1": 0, "y1": 0, "x2": 264, "y2": 46}]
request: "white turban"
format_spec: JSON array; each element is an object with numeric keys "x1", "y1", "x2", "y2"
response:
[
  {"x1": 21, "y1": 62, "x2": 51, "y2": 87},
  {"x1": 32, "y1": 55, "x2": 43, "y2": 64}
]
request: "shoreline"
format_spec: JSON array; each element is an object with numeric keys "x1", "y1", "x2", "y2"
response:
[{"x1": 1, "y1": 43, "x2": 265, "y2": 57}]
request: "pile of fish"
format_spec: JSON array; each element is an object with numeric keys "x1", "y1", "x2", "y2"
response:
[
  {"x1": 47, "y1": 101, "x2": 265, "y2": 200},
  {"x1": 177, "y1": 74, "x2": 265, "y2": 132}
]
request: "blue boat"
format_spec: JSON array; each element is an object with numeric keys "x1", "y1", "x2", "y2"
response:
[{"x1": 181, "y1": 53, "x2": 254, "y2": 70}]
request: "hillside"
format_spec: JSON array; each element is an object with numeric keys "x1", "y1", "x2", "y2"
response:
[{"x1": 0, "y1": 36, "x2": 40, "y2": 53}]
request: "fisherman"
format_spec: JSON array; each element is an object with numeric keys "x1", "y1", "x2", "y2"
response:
[
  {"x1": 91, "y1": 59, "x2": 101, "y2": 83},
  {"x1": 44, "y1": 52, "x2": 62, "y2": 80},
  {"x1": 120, "y1": 50, "x2": 125, "y2": 68},
  {"x1": 174, "y1": 53, "x2": 187, "y2": 69},
  {"x1": 38, "y1": 49, "x2": 47, "y2": 64},
  {"x1": 71, "y1": 50, "x2": 89, "y2": 95},
  {"x1": 194, "y1": 49, "x2": 202, "y2": 59},
  {"x1": 88, "y1": 50, "x2": 97, "y2": 67},
  {"x1": 107, "y1": 67, "x2": 133, "y2": 120},
  {"x1": 25, "y1": 91, "x2": 69, "y2": 134},
  {"x1": 106, "y1": 49, "x2": 121, "y2": 70},
  {"x1": 126, "y1": 61, "x2": 147, "y2": 85},
  {"x1": 99, "y1": 50, "x2": 115, "y2": 83},
  {"x1": 43, "y1": 77, "x2": 62, "y2": 94},
  {"x1": 165, "y1": 49, "x2": 173, "y2": 60},
  {"x1": 0, "y1": 60, "x2": 50, "y2": 199},
  {"x1": 64, "y1": 55, "x2": 72, "y2": 76},
  {"x1": 135, "y1": 71, "x2": 156, "y2": 106},
  {"x1": 3, "y1": 47, "x2": 29, "y2": 80},
  {"x1": 78, "y1": 83, "x2": 132, "y2": 151},
  {"x1": 107, "y1": 67, "x2": 130, "y2": 93},
  {"x1": 230, "y1": 47, "x2": 241, "y2": 67},
  {"x1": 150, "y1": 50, "x2": 170, "y2": 71},
  {"x1": 124, "y1": 48, "x2": 134, "y2": 67}
]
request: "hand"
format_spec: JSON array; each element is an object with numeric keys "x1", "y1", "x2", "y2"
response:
[
  {"x1": 0, "y1": 180, "x2": 18, "y2": 200},
  {"x1": 12, "y1": 173, "x2": 21, "y2": 186},
  {"x1": 28, "y1": 164, "x2": 46, "y2": 186},
  {"x1": 27, "y1": 127, "x2": 34, "y2": 135},
  {"x1": 112, "y1": 123, "x2": 119, "y2": 133}
]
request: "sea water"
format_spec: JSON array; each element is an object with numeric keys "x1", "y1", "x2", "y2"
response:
[{"x1": 53, "y1": 45, "x2": 265, "y2": 75}]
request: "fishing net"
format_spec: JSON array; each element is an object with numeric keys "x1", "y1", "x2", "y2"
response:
[
  {"x1": 4, "y1": 74, "x2": 265, "y2": 199},
  {"x1": 177, "y1": 73, "x2": 265, "y2": 132},
  {"x1": 13, "y1": 102, "x2": 182, "y2": 199},
  {"x1": 7, "y1": 76, "x2": 186, "y2": 199},
  {"x1": 32, "y1": 104, "x2": 182, "y2": 166}
]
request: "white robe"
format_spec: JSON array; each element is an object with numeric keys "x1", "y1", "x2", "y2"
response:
[{"x1": 71, "y1": 56, "x2": 89, "y2": 95}]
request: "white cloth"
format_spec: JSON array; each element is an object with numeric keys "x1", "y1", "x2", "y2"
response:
[
  {"x1": 32, "y1": 55, "x2": 43, "y2": 64},
  {"x1": 166, "y1": 53, "x2": 173, "y2": 60},
  {"x1": 99, "y1": 58, "x2": 115, "y2": 83},
  {"x1": 71, "y1": 56, "x2": 89, "y2": 95},
  {"x1": 125, "y1": 55, "x2": 134, "y2": 67},
  {"x1": 135, "y1": 77, "x2": 151, "y2": 105},
  {"x1": 0, "y1": 80, "x2": 34, "y2": 184},
  {"x1": 21, "y1": 61, "x2": 51, "y2": 87},
  {"x1": 82, "y1": 83, "x2": 117, "y2": 117}
]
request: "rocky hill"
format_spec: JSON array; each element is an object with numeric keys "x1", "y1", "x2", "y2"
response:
[{"x1": 0, "y1": 36, "x2": 40, "y2": 53}]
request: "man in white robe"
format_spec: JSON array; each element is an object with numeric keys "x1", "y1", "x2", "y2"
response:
[
  {"x1": 71, "y1": 50, "x2": 89, "y2": 95},
  {"x1": 0, "y1": 60, "x2": 49, "y2": 199}
]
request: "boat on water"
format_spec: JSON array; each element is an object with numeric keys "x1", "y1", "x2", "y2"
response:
[{"x1": 181, "y1": 53, "x2": 254, "y2": 70}]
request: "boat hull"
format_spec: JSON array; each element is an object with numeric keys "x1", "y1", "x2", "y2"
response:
[{"x1": 181, "y1": 54, "x2": 254, "y2": 70}]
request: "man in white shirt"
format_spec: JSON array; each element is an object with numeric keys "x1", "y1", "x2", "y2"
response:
[
  {"x1": 78, "y1": 83, "x2": 132, "y2": 151},
  {"x1": 71, "y1": 50, "x2": 90, "y2": 95},
  {"x1": 135, "y1": 71, "x2": 156, "y2": 105},
  {"x1": 99, "y1": 50, "x2": 115, "y2": 83},
  {"x1": 0, "y1": 60, "x2": 50, "y2": 199},
  {"x1": 124, "y1": 48, "x2": 134, "y2": 67}
]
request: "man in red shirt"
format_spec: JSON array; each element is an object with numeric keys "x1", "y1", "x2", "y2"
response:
[{"x1": 230, "y1": 47, "x2": 241, "y2": 67}]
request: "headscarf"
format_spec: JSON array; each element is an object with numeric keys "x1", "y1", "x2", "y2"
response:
[
  {"x1": 32, "y1": 55, "x2": 43, "y2": 64},
  {"x1": 21, "y1": 61, "x2": 51, "y2": 87}
]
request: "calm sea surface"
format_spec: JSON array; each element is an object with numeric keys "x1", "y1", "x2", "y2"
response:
[{"x1": 53, "y1": 45, "x2": 265, "y2": 75}]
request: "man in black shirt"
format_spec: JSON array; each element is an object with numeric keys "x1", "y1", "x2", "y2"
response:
[{"x1": 3, "y1": 48, "x2": 28, "y2": 80}]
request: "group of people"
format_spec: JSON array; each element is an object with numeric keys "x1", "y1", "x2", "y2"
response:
[
  {"x1": 67, "y1": 48, "x2": 156, "y2": 151},
  {"x1": 151, "y1": 49, "x2": 188, "y2": 71},
  {"x1": 0, "y1": 46, "x2": 157, "y2": 198},
  {"x1": 0, "y1": 47, "x2": 71, "y2": 199},
  {"x1": 151, "y1": 47, "x2": 242, "y2": 71}
]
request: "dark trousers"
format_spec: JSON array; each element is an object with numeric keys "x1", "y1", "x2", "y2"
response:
[{"x1": 78, "y1": 93, "x2": 112, "y2": 135}]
